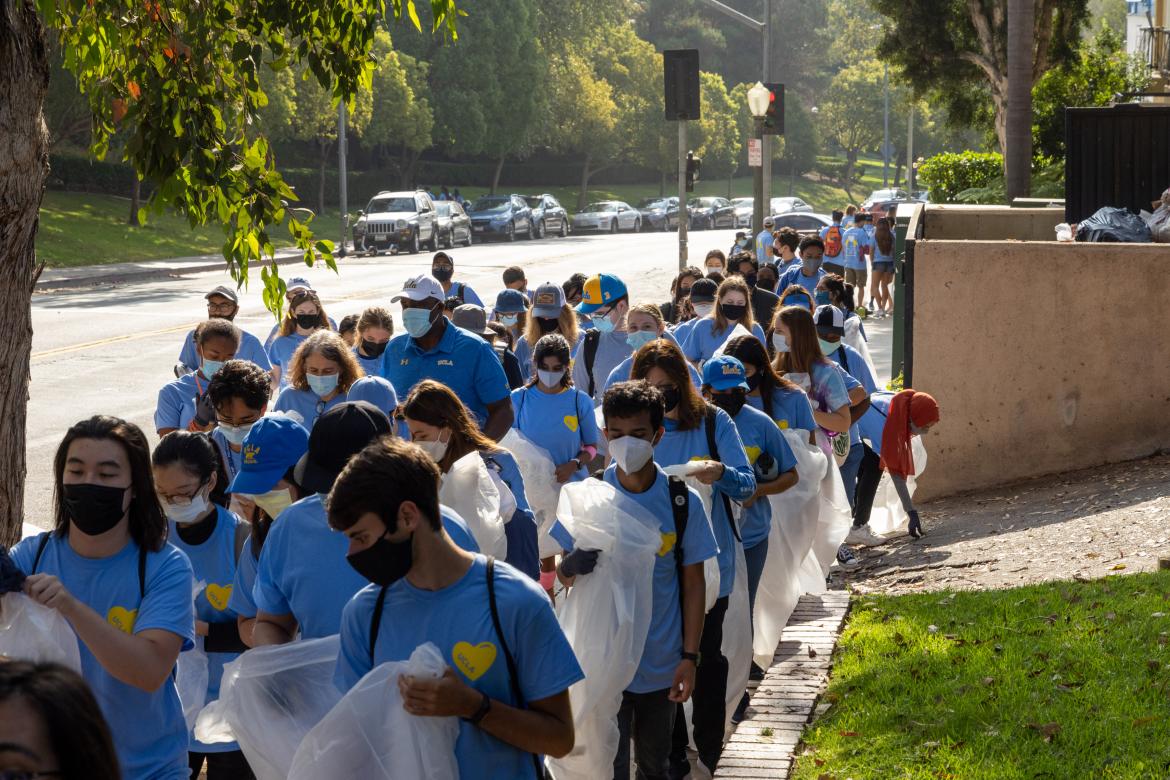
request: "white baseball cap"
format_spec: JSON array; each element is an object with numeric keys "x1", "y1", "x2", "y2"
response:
[
  {"x1": 391, "y1": 274, "x2": 445, "y2": 303},
  {"x1": 286, "y1": 277, "x2": 313, "y2": 292}
]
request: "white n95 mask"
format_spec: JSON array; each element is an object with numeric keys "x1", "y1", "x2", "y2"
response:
[{"x1": 607, "y1": 436, "x2": 655, "y2": 473}]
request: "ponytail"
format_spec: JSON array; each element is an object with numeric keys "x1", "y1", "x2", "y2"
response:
[{"x1": 151, "y1": 431, "x2": 231, "y2": 509}]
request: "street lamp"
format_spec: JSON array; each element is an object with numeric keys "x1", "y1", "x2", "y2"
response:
[{"x1": 747, "y1": 81, "x2": 770, "y2": 236}]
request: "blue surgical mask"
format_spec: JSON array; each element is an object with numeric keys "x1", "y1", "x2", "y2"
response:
[
  {"x1": 402, "y1": 307, "x2": 436, "y2": 339},
  {"x1": 818, "y1": 338, "x2": 841, "y2": 355},
  {"x1": 626, "y1": 330, "x2": 657, "y2": 350},
  {"x1": 499, "y1": 314, "x2": 519, "y2": 327},
  {"x1": 307, "y1": 373, "x2": 340, "y2": 397},
  {"x1": 815, "y1": 291, "x2": 832, "y2": 306},
  {"x1": 201, "y1": 359, "x2": 225, "y2": 378},
  {"x1": 593, "y1": 312, "x2": 616, "y2": 334}
]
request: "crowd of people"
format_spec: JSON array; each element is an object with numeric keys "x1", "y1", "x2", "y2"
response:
[{"x1": 2, "y1": 233, "x2": 938, "y2": 780}]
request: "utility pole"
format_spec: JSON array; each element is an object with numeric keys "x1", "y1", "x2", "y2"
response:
[
  {"x1": 338, "y1": 101, "x2": 348, "y2": 258},
  {"x1": 678, "y1": 121, "x2": 688, "y2": 268},
  {"x1": 906, "y1": 104, "x2": 915, "y2": 193},
  {"x1": 882, "y1": 61, "x2": 890, "y2": 188}
]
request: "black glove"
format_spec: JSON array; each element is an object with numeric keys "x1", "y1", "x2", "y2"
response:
[
  {"x1": 193, "y1": 390, "x2": 216, "y2": 428},
  {"x1": 908, "y1": 510, "x2": 923, "y2": 539},
  {"x1": 558, "y1": 548, "x2": 600, "y2": 578}
]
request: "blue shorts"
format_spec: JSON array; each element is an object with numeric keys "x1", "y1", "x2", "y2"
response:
[{"x1": 873, "y1": 261, "x2": 894, "y2": 274}]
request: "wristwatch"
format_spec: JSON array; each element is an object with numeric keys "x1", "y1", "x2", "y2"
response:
[
  {"x1": 681, "y1": 651, "x2": 699, "y2": 663},
  {"x1": 464, "y1": 690, "x2": 492, "y2": 725},
  {"x1": 570, "y1": 456, "x2": 582, "y2": 469}
]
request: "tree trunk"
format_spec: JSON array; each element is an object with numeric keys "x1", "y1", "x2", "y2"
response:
[
  {"x1": 317, "y1": 139, "x2": 332, "y2": 217},
  {"x1": 577, "y1": 152, "x2": 592, "y2": 212},
  {"x1": 490, "y1": 156, "x2": 505, "y2": 195},
  {"x1": 128, "y1": 175, "x2": 140, "y2": 226},
  {"x1": 0, "y1": 1, "x2": 50, "y2": 545},
  {"x1": 1005, "y1": 0, "x2": 1033, "y2": 200}
]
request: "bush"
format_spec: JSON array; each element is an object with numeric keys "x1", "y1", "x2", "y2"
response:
[{"x1": 917, "y1": 151, "x2": 1003, "y2": 203}]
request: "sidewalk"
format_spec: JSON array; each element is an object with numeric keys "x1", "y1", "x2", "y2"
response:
[{"x1": 35, "y1": 247, "x2": 306, "y2": 290}]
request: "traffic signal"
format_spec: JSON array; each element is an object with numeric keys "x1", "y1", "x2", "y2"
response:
[
  {"x1": 664, "y1": 49, "x2": 701, "y2": 121},
  {"x1": 762, "y1": 83, "x2": 784, "y2": 135},
  {"x1": 685, "y1": 152, "x2": 701, "y2": 192}
]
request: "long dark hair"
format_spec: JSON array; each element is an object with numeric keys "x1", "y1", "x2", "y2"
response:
[
  {"x1": 403, "y1": 380, "x2": 503, "y2": 472},
  {"x1": 724, "y1": 334, "x2": 800, "y2": 420},
  {"x1": 525, "y1": 333, "x2": 573, "y2": 389},
  {"x1": 0, "y1": 661, "x2": 120, "y2": 780},
  {"x1": 151, "y1": 431, "x2": 231, "y2": 509},
  {"x1": 818, "y1": 273, "x2": 856, "y2": 313},
  {"x1": 53, "y1": 416, "x2": 168, "y2": 552},
  {"x1": 668, "y1": 266, "x2": 703, "y2": 324},
  {"x1": 630, "y1": 340, "x2": 706, "y2": 431},
  {"x1": 875, "y1": 216, "x2": 894, "y2": 255}
]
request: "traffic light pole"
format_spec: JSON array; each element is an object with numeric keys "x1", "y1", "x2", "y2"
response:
[
  {"x1": 752, "y1": 118, "x2": 764, "y2": 236},
  {"x1": 338, "y1": 101, "x2": 348, "y2": 258},
  {"x1": 677, "y1": 120, "x2": 688, "y2": 270}
]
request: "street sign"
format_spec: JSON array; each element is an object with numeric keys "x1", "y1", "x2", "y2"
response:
[{"x1": 747, "y1": 138, "x2": 762, "y2": 167}]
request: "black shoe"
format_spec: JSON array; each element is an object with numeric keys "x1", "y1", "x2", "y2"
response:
[
  {"x1": 731, "y1": 691, "x2": 750, "y2": 725},
  {"x1": 749, "y1": 662, "x2": 765, "y2": 681}
]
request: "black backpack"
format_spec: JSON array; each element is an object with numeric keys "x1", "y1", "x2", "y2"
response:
[
  {"x1": 582, "y1": 329, "x2": 602, "y2": 398},
  {"x1": 703, "y1": 405, "x2": 742, "y2": 543}
]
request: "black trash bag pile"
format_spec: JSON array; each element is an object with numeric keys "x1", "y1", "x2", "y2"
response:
[{"x1": 1075, "y1": 207, "x2": 1153, "y2": 243}]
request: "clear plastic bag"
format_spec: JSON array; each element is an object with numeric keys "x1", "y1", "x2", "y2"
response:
[
  {"x1": 546, "y1": 480, "x2": 663, "y2": 780},
  {"x1": 288, "y1": 643, "x2": 459, "y2": 780},
  {"x1": 842, "y1": 317, "x2": 878, "y2": 381},
  {"x1": 176, "y1": 636, "x2": 209, "y2": 733},
  {"x1": 660, "y1": 465, "x2": 720, "y2": 612},
  {"x1": 440, "y1": 453, "x2": 507, "y2": 559},
  {"x1": 0, "y1": 592, "x2": 82, "y2": 673},
  {"x1": 798, "y1": 441, "x2": 853, "y2": 593},
  {"x1": 867, "y1": 437, "x2": 928, "y2": 537},
  {"x1": 195, "y1": 635, "x2": 343, "y2": 780},
  {"x1": 721, "y1": 542, "x2": 751, "y2": 736},
  {"x1": 500, "y1": 431, "x2": 563, "y2": 559},
  {"x1": 711, "y1": 324, "x2": 754, "y2": 360}
]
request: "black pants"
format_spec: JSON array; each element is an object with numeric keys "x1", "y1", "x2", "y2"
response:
[
  {"x1": 852, "y1": 443, "x2": 882, "y2": 528},
  {"x1": 189, "y1": 750, "x2": 254, "y2": 780},
  {"x1": 669, "y1": 596, "x2": 729, "y2": 776},
  {"x1": 613, "y1": 688, "x2": 678, "y2": 780}
]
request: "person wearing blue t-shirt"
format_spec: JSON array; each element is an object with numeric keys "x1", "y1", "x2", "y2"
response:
[
  {"x1": 382, "y1": 274, "x2": 513, "y2": 438},
  {"x1": 841, "y1": 219, "x2": 872, "y2": 293},
  {"x1": 156, "y1": 319, "x2": 241, "y2": 436},
  {"x1": 819, "y1": 210, "x2": 846, "y2": 275},
  {"x1": 754, "y1": 215, "x2": 775, "y2": 264},
  {"x1": 869, "y1": 216, "x2": 897, "y2": 318},
  {"x1": 432, "y1": 250, "x2": 484, "y2": 307},
  {"x1": 351, "y1": 305, "x2": 393, "y2": 377},
  {"x1": 328, "y1": 436, "x2": 582, "y2": 779},
  {"x1": 669, "y1": 277, "x2": 717, "y2": 349},
  {"x1": 549, "y1": 380, "x2": 715, "y2": 780},
  {"x1": 572, "y1": 273, "x2": 636, "y2": 404},
  {"x1": 604, "y1": 304, "x2": 701, "y2": 392},
  {"x1": 14, "y1": 416, "x2": 195, "y2": 780},
  {"x1": 206, "y1": 359, "x2": 270, "y2": 485},
  {"x1": 268, "y1": 290, "x2": 332, "y2": 391},
  {"x1": 771, "y1": 305, "x2": 852, "y2": 453},
  {"x1": 151, "y1": 432, "x2": 252, "y2": 778},
  {"x1": 629, "y1": 341, "x2": 755, "y2": 777},
  {"x1": 493, "y1": 288, "x2": 532, "y2": 377},
  {"x1": 177, "y1": 285, "x2": 271, "y2": 376},
  {"x1": 724, "y1": 335, "x2": 817, "y2": 436},
  {"x1": 681, "y1": 277, "x2": 767, "y2": 367},
  {"x1": 262, "y1": 278, "x2": 338, "y2": 350},
  {"x1": 777, "y1": 235, "x2": 828, "y2": 299}
]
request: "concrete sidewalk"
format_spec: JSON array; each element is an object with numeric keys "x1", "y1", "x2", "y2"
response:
[{"x1": 35, "y1": 247, "x2": 307, "y2": 290}]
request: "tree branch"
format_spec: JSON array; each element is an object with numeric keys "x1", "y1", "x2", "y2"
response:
[
  {"x1": 967, "y1": 0, "x2": 1005, "y2": 82},
  {"x1": 1032, "y1": 0, "x2": 1058, "y2": 80}
]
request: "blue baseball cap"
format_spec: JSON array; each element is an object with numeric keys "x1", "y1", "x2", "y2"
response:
[
  {"x1": 702, "y1": 355, "x2": 750, "y2": 391},
  {"x1": 575, "y1": 273, "x2": 627, "y2": 314},
  {"x1": 494, "y1": 289, "x2": 529, "y2": 314},
  {"x1": 227, "y1": 415, "x2": 310, "y2": 495}
]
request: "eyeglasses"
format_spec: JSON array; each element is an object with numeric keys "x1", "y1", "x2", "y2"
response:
[
  {"x1": 157, "y1": 481, "x2": 206, "y2": 505},
  {"x1": 207, "y1": 303, "x2": 235, "y2": 314}
]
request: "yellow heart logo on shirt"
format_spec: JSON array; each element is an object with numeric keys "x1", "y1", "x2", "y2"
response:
[
  {"x1": 744, "y1": 445, "x2": 761, "y2": 465},
  {"x1": 776, "y1": 419, "x2": 789, "y2": 430},
  {"x1": 563, "y1": 415, "x2": 579, "y2": 432},
  {"x1": 452, "y1": 641, "x2": 497, "y2": 681},
  {"x1": 657, "y1": 531, "x2": 677, "y2": 557},
  {"x1": 107, "y1": 606, "x2": 138, "y2": 634},
  {"x1": 205, "y1": 584, "x2": 233, "y2": 611}
]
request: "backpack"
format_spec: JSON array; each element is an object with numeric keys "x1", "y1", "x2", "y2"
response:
[
  {"x1": 582, "y1": 329, "x2": 602, "y2": 398},
  {"x1": 823, "y1": 225, "x2": 843, "y2": 257}
]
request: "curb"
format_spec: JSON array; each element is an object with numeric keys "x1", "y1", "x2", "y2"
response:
[{"x1": 34, "y1": 248, "x2": 311, "y2": 292}]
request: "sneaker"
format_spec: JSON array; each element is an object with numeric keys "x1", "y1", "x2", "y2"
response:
[
  {"x1": 845, "y1": 525, "x2": 887, "y2": 547},
  {"x1": 731, "y1": 691, "x2": 750, "y2": 725},
  {"x1": 836, "y1": 544, "x2": 860, "y2": 566},
  {"x1": 749, "y1": 662, "x2": 765, "y2": 681}
]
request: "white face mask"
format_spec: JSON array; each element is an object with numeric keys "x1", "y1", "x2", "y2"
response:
[
  {"x1": 163, "y1": 491, "x2": 210, "y2": 525},
  {"x1": 607, "y1": 435, "x2": 656, "y2": 474},
  {"x1": 217, "y1": 420, "x2": 255, "y2": 447},
  {"x1": 537, "y1": 369, "x2": 565, "y2": 388},
  {"x1": 416, "y1": 430, "x2": 450, "y2": 463},
  {"x1": 693, "y1": 303, "x2": 714, "y2": 319},
  {"x1": 771, "y1": 333, "x2": 790, "y2": 353}
]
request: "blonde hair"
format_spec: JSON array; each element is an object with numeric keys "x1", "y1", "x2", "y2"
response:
[
  {"x1": 279, "y1": 292, "x2": 329, "y2": 337},
  {"x1": 357, "y1": 306, "x2": 394, "y2": 336},
  {"x1": 711, "y1": 277, "x2": 756, "y2": 336},
  {"x1": 286, "y1": 330, "x2": 363, "y2": 394},
  {"x1": 524, "y1": 303, "x2": 579, "y2": 349},
  {"x1": 628, "y1": 302, "x2": 665, "y2": 330}
]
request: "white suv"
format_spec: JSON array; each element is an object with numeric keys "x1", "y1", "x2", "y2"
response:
[{"x1": 352, "y1": 190, "x2": 438, "y2": 254}]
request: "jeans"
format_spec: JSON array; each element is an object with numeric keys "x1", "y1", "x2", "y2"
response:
[
  {"x1": 189, "y1": 750, "x2": 254, "y2": 780},
  {"x1": 744, "y1": 538, "x2": 769, "y2": 620},
  {"x1": 838, "y1": 441, "x2": 864, "y2": 511},
  {"x1": 669, "y1": 596, "x2": 729, "y2": 776},
  {"x1": 852, "y1": 443, "x2": 882, "y2": 528},
  {"x1": 613, "y1": 688, "x2": 677, "y2": 780}
]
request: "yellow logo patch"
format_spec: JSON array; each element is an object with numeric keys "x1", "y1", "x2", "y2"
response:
[
  {"x1": 107, "y1": 606, "x2": 138, "y2": 634},
  {"x1": 243, "y1": 444, "x2": 260, "y2": 465},
  {"x1": 657, "y1": 531, "x2": 677, "y2": 557},
  {"x1": 776, "y1": 419, "x2": 789, "y2": 430},
  {"x1": 744, "y1": 445, "x2": 761, "y2": 464},
  {"x1": 452, "y1": 641, "x2": 497, "y2": 680},
  {"x1": 563, "y1": 415, "x2": 579, "y2": 432},
  {"x1": 205, "y1": 584, "x2": 233, "y2": 611}
]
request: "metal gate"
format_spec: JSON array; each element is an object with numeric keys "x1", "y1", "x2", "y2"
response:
[{"x1": 1065, "y1": 104, "x2": 1170, "y2": 223}]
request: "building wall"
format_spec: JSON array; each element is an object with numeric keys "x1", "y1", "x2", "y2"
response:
[
  {"x1": 920, "y1": 206, "x2": 1062, "y2": 242},
  {"x1": 910, "y1": 238, "x2": 1170, "y2": 501}
]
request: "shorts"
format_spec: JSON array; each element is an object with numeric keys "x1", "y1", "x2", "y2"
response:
[
  {"x1": 872, "y1": 261, "x2": 894, "y2": 275},
  {"x1": 822, "y1": 261, "x2": 845, "y2": 276},
  {"x1": 844, "y1": 267, "x2": 867, "y2": 290}
]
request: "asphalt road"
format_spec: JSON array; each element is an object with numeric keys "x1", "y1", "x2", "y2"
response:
[{"x1": 26, "y1": 228, "x2": 892, "y2": 526}]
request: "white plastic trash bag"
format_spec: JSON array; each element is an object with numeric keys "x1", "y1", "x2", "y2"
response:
[
  {"x1": 711, "y1": 324, "x2": 755, "y2": 360},
  {"x1": 752, "y1": 429, "x2": 825, "y2": 669},
  {"x1": 195, "y1": 635, "x2": 342, "y2": 780},
  {"x1": 721, "y1": 542, "x2": 751, "y2": 737},
  {"x1": 499, "y1": 431, "x2": 561, "y2": 557},
  {"x1": 288, "y1": 643, "x2": 459, "y2": 780},
  {"x1": 440, "y1": 452, "x2": 506, "y2": 559},
  {"x1": 842, "y1": 317, "x2": 878, "y2": 380},
  {"x1": 661, "y1": 464, "x2": 720, "y2": 612},
  {"x1": 867, "y1": 437, "x2": 928, "y2": 537},
  {"x1": 176, "y1": 636, "x2": 209, "y2": 733},
  {"x1": 593, "y1": 406, "x2": 608, "y2": 460},
  {"x1": 547, "y1": 480, "x2": 662, "y2": 780},
  {"x1": 486, "y1": 466, "x2": 518, "y2": 524},
  {"x1": 0, "y1": 592, "x2": 82, "y2": 673},
  {"x1": 798, "y1": 441, "x2": 853, "y2": 593}
]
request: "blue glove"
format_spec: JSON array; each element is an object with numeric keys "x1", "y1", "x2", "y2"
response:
[
  {"x1": 558, "y1": 548, "x2": 600, "y2": 578},
  {"x1": 908, "y1": 510, "x2": 923, "y2": 539}
]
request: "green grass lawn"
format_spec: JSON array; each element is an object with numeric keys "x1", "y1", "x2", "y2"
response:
[{"x1": 793, "y1": 572, "x2": 1170, "y2": 779}]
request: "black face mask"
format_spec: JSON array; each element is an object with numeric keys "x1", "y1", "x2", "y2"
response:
[
  {"x1": 536, "y1": 317, "x2": 559, "y2": 334},
  {"x1": 346, "y1": 532, "x2": 413, "y2": 587},
  {"x1": 62, "y1": 483, "x2": 128, "y2": 537},
  {"x1": 711, "y1": 391, "x2": 747, "y2": 418},
  {"x1": 361, "y1": 339, "x2": 388, "y2": 358},
  {"x1": 721, "y1": 303, "x2": 747, "y2": 321},
  {"x1": 432, "y1": 267, "x2": 453, "y2": 282},
  {"x1": 745, "y1": 372, "x2": 763, "y2": 392},
  {"x1": 661, "y1": 386, "x2": 681, "y2": 413},
  {"x1": 295, "y1": 313, "x2": 319, "y2": 330},
  {"x1": 743, "y1": 274, "x2": 758, "y2": 288},
  {"x1": 678, "y1": 286, "x2": 692, "y2": 299}
]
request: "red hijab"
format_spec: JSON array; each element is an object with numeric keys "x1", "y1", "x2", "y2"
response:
[{"x1": 880, "y1": 389, "x2": 939, "y2": 478}]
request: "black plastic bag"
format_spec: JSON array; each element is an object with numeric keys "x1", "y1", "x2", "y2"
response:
[{"x1": 1075, "y1": 207, "x2": 1152, "y2": 243}]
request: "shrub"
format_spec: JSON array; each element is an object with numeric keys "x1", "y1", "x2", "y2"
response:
[{"x1": 917, "y1": 151, "x2": 1003, "y2": 203}]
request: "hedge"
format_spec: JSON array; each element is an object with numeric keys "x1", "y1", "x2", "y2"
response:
[{"x1": 917, "y1": 151, "x2": 1004, "y2": 204}]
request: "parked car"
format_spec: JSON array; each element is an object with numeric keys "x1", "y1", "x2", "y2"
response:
[
  {"x1": 729, "y1": 197, "x2": 755, "y2": 228},
  {"x1": 636, "y1": 197, "x2": 681, "y2": 231},
  {"x1": 860, "y1": 188, "x2": 910, "y2": 210},
  {"x1": 467, "y1": 194, "x2": 534, "y2": 241},
  {"x1": 572, "y1": 201, "x2": 641, "y2": 233},
  {"x1": 352, "y1": 190, "x2": 438, "y2": 254},
  {"x1": 434, "y1": 200, "x2": 472, "y2": 248},
  {"x1": 687, "y1": 197, "x2": 736, "y2": 230},
  {"x1": 769, "y1": 196, "x2": 814, "y2": 215},
  {"x1": 869, "y1": 199, "x2": 920, "y2": 220},
  {"x1": 771, "y1": 212, "x2": 833, "y2": 234},
  {"x1": 523, "y1": 194, "x2": 569, "y2": 238}
]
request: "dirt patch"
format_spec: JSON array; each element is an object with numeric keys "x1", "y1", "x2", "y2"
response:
[{"x1": 834, "y1": 453, "x2": 1170, "y2": 595}]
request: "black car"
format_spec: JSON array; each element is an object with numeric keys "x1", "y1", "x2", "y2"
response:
[
  {"x1": 523, "y1": 194, "x2": 569, "y2": 239},
  {"x1": 434, "y1": 200, "x2": 472, "y2": 248},
  {"x1": 636, "y1": 197, "x2": 681, "y2": 231},
  {"x1": 466, "y1": 194, "x2": 534, "y2": 241},
  {"x1": 687, "y1": 197, "x2": 736, "y2": 230}
]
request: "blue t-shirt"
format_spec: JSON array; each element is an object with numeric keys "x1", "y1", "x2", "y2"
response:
[
  {"x1": 604, "y1": 354, "x2": 702, "y2": 393},
  {"x1": 12, "y1": 534, "x2": 194, "y2": 780},
  {"x1": 654, "y1": 408, "x2": 755, "y2": 598},
  {"x1": 381, "y1": 321, "x2": 510, "y2": 427},
  {"x1": 669, "y1": 317, "x2": 700, "y2": 345},
  {"x1": 510, "y1": 385, "x2": 599, "y2": 480},
  {"x1": 570, "y1": 330, "x2": 634, "y2": 403},
  {"x1": 755, "y1": 229, "x2": 774, "y2": 264},
  {"x1": 730, "y1": 405, "x2": 797, "y2": 549},
  {"x1": 551, "y1": 466, "x2": 717, "y2": 694},
  {"x1": 745, "y1": 386, "x2": 817, "y2": 432},
  {"x1": 513, "y1": 336, "x2": 532, "y2": 380},
  {"x1": 352, "y1": 345, "x2": 385, "y2": 377},
  {"x1": 268, "y1": 333, "x2": 309, "y2": 388},
  {"x1": 334, "y1": 555, "x2": 583, "y2": 779},
  {"x1": 179, "y1": 328, "x2": 271, "y2": 373},
  {"x1": 482, "y1": 450, "x2": 540, "y2": 581},
  {"x1": 445, "y1": 280, "x2": 484, "y2": 307},
  {"x1": 872, "y1": 237, "x2": 895, "y2": 264},
  {"x1": 681, "y1": 320, "x2": 767, "y2": 365},
  {"x1": 265, "y1": 317, "x2": 338, "y2": 351},
  {"x1": 274, "y1": 376, "x2": 400, "y2": 431},
  {"x1": 841, "y1": 226, "x2": 872, "y2": 271},
  {"x1": 777, "y1": 265, "x2": 826, "y2": 298},
  {"x1": 857, "y1": 390, "x2": 894, "y2": 455},
  {"x1": 828, "y1": 344, "x2": 875, "y2": 445},
  {"x1": 154, "y1": 371, "x2": 209, "y2": 433},
  {"x1": 168, "y1": 506, "x2": 243, "y2": 754}
]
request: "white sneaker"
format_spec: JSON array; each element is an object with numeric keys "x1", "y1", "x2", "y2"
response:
[{"x1": 845, "y1": 525, "x2": 887, "y2": 547}]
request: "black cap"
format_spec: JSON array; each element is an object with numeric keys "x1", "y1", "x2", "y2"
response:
[
  {"x1": 813, "y1": 304, "x2": 845, "y2": 336},
  {"x1": 295, "y1": 401, "x2": 393, "y2": 495},
  {"x1": 688, "y1": 278, "x2": 718, "y2": 304}
]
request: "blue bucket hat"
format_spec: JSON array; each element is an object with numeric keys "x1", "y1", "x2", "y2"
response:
[
  {"x1": 702, "y1": 355, "x2": 750, "y2": 391},
  {"x1": 227, "y1": 415, "x2": 310, "y2": 495}
]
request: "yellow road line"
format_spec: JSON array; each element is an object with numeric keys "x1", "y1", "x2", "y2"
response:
[{"x1": 32, "y1": 322, "x2": 196, "y2": 360}]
